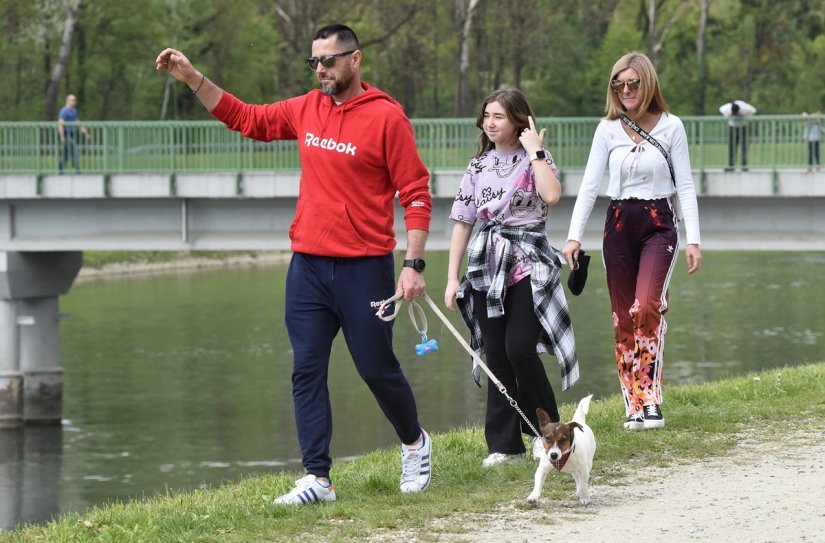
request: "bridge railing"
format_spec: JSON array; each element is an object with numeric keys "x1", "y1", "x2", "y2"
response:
[{"x1": 0, "y1": 115, "x2": 814, "y2": 175}]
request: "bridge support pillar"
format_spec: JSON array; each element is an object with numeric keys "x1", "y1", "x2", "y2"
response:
[
  {"x1": 0, "y1": 252, "x2": 82, "y2": 427},
  {"x1": 0, "y1": 300, "x2": 22, "y2": 429},
  {"x1": 0, "y1": 426, "x2": 63, "y2": 529}
]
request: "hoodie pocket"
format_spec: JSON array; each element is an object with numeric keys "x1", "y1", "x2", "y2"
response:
[{"x1": 289, "y1": 198, "x2": 370, "y2": 256}]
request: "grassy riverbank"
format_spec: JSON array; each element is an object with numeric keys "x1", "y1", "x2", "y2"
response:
[
  {"x1": 4, "y1": 362, "x2": 825, "y2": 543},
  {"x1": 76, "y1": 250, "x2": 291, "y2": 282},
  {"x1": 79, "y1": 250, "x2": 270, "y2": 270}
]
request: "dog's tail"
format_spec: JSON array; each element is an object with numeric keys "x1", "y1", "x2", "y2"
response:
[{"x1": 572, "y1": 394, "x2": 593, "y2": 425}]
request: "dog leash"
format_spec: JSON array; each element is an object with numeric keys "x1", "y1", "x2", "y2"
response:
[
  {"x1": 375, "y1": 291, "x2": 541, "y2": 438},
  {"x1": 375, "y1": 292, "x2": 439, "y2": 356}
]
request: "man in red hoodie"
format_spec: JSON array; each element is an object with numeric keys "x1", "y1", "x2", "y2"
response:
[{"x1": 156, "y1": 24, "x2": 433, "y2": 505}]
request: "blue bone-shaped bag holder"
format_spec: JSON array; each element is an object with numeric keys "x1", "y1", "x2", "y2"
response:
[
  {"x1": 408, "y1": 298, "x2": 438, "y2": 356},
  {"x1": 416, "y1": 337, "x2": 439, "y2": 356}
]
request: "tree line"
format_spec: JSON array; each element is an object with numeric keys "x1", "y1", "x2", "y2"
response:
[{"x1": 1, "y1": 0, "x2": 824, "y2": 122}]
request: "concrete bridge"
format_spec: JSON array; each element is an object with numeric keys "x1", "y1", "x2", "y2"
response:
[{"x1": 1, "y1": 168, "x2": 824, "y2": 428}]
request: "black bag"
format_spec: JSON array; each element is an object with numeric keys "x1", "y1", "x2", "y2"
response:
[{"x1": 567, "y1": 250, "x2": 591, "y2": 296}]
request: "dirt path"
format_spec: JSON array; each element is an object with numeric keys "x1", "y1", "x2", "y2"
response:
[{"x1": 388, "y1": 427, "x2": 825, "y2": 542}]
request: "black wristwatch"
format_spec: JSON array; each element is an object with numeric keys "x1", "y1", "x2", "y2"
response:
[
  {"x1": 529, "y1": 149, "x2": 547, "y2": 162},
  {"x1": 403, "y1": 258, "x2": 426, "y2": 272}
]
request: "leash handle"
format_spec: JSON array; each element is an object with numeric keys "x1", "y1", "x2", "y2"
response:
[
  {"x1": 375, "y1": 292, "x2": 429, "y2": 338},
  {"x1": 407, "y1": 298, "x2": 428, "y2": 340},
  {"x1": 375, "y1": 292, "x2": 404, "y2": 321}
]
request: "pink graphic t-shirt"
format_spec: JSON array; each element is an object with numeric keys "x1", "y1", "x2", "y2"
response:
[{"x1": 449, "y1": 148, "x2": 557, "y2": 286}]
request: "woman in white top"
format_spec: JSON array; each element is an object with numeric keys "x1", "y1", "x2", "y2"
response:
[{"x1": 562, "y1": 52, "x2": 702, "y2": 430}]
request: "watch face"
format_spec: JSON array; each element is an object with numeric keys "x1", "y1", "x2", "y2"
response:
[
  {"x1": 405, "y1": 259, "x2": 426, "y2": 272},
  {"x1": 536, "y1": 150, "x2": 546, "y2": 159}
]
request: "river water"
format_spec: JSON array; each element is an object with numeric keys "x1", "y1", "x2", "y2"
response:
[{"x1": 1, "y1": 251, "x2": 824, "y2": 530}]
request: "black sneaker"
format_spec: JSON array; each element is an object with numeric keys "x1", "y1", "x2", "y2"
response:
[
  {"x1": 642, "y1": 404, "x2": 665, "y2": 429},
  {"x1": 623, "y1": 413, "x2": 644, "y2": 430}
]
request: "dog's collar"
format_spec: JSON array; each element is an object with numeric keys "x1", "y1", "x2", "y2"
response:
[{"x1": 551, "y1": 443, "x2": 576, "y2": 471}]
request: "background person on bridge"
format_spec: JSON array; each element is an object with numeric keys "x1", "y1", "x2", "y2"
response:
[
  {"x1": 57, "y1": 94, "x2": 91, "y2": 174},
  {"x1": 719, "y1": 99, "x2": 756, "y2": 171},
  {"x1": 156, "y1": 23, "x2": 433, "y2": 505},
  {"x1": 562, "y1": 51, "x2": 702, "y2": 431},
  {"x1": 802, "y1": 111, "x2": 822, "y2": 173}
]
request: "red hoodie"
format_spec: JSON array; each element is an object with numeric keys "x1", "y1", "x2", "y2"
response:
[{"x1": 210, "y1": 83, "x2": 432, "y2": 258}]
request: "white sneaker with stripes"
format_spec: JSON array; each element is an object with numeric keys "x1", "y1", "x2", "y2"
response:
[
  {"x1": 273, "y1": 474, "x2": 336, "y2": 505},
  {"x1": 400, "y1": 430, "x2": 431, "y2": 493}
]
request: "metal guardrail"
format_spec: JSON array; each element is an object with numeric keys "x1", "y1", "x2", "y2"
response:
[{"x1": 0, "y1": 115, "x2": 816, "y2": 175}]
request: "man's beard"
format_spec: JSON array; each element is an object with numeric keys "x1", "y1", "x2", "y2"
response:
[
  {"x1": 320, "y1": 71, "x2": 353, "y2": 97},
  {"x1": 320, "y1": 80, "x2": 339, "y2": 96}
]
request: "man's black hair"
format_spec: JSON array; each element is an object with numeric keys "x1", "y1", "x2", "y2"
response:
[
  {"x1": 313, "y1": 24, "x2": 360, "y2": 50},
  {"x1": 731, "y1": 101, "x2": 740, "y2": 115}
]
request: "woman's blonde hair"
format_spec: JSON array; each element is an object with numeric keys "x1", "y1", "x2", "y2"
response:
[
  {"x1": 475, "y1": 88, "x2": 536, "y2": 157},
  {"x1": 604, "y1": 51, "x2": 669, "y2": 119}
]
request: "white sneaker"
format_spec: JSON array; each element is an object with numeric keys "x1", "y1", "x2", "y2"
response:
[
  {"x1": 642, "y1": 404, "x2": 665, "y2": 429},
  {"x1": 400, "y1": 430, "x2": 431, "y2": 493},
  {"x1": 482, "y1": 452, "x2": 521, "y2": 468},
  {"x1": 273, "y1": 474, "x2": 336, "y2": 505},
  {"x1": 623, "y1": 413, "x2": 645, "y2": 430},
  {"x1": 531, "y1": 436, "x2": 544, "y2": 459}
]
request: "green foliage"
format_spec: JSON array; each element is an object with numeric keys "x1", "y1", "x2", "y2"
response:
[{"x1": 2, "y1": 0, "x2": 825, "y2": 121}]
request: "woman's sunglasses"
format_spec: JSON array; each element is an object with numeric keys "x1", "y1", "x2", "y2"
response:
[
  {"x1": 611, "y1": 78, "x2": 641, "y2": 92},
  {"x1": 306, "y1": 50, "x2": 356, "y2": 71}
]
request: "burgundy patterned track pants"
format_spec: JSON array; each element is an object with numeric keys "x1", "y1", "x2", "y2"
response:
[{"x1": 602, "y1": 198, "x2": 679, "y2": 416}]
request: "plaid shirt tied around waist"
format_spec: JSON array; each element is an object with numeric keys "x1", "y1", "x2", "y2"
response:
[{"x1": 456, "y1": 221, "x2": 580, "y2": 391}]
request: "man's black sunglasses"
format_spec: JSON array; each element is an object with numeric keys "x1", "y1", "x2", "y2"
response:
[{"x1": 306, "y1": 50, "x2": 356, "y2": 71}]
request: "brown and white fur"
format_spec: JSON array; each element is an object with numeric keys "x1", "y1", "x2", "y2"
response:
[{"x1": 527, "y1": 394, "x2": 595, "y2": 505}]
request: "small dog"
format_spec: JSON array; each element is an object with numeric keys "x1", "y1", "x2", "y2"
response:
[{"x1": 527, "y1": 394, "x2": 595, "y2": 505}]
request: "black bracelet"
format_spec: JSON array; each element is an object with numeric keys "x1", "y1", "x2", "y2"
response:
[{"x1": 192, "y1": 73, "x2": 205, "y2": 94}]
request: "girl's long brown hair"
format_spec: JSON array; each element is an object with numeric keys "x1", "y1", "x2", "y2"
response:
[{"x1": 475, "y1": 88, "x2": 537, "y2": 157}]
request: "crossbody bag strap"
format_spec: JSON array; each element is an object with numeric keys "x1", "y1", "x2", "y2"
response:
[{"x1": 620, "y1": 114, "x2": 676, "y2": 187}]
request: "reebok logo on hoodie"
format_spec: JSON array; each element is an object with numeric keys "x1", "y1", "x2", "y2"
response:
[{"x1": 304, "y1": 132, "x2": 357, "y2": 156}]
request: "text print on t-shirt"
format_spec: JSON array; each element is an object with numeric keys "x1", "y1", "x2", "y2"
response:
[
  {"x1": 454, "y1": 188, "x2": 473, "y2": 206},
  {"x1": 304, "y1": 132, "x2": 357, "y2": 156},
  {"x1": 477, "y1": 186, "x2": 506, "y2": 207}
]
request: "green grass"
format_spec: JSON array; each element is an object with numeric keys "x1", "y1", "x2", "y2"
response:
[
  {"x1": 4, "y1": 363, "x2": 825, "y2": 542},
  {"x1": 80, "y1": 250, "x2": 265, "y2": 269}
]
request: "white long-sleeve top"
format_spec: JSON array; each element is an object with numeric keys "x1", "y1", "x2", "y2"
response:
[{"x1": 566, "y1": 113, "x2": 701, "y2": 245}]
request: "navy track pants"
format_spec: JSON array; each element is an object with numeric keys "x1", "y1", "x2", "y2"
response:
[{"x1": 285, "y1": 252, "x2": 421, "y2": 479}]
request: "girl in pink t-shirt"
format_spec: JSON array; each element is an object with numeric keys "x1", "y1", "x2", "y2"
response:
[{"x1": 445, "y1": 88, "x2": 579, "y2": 468}]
